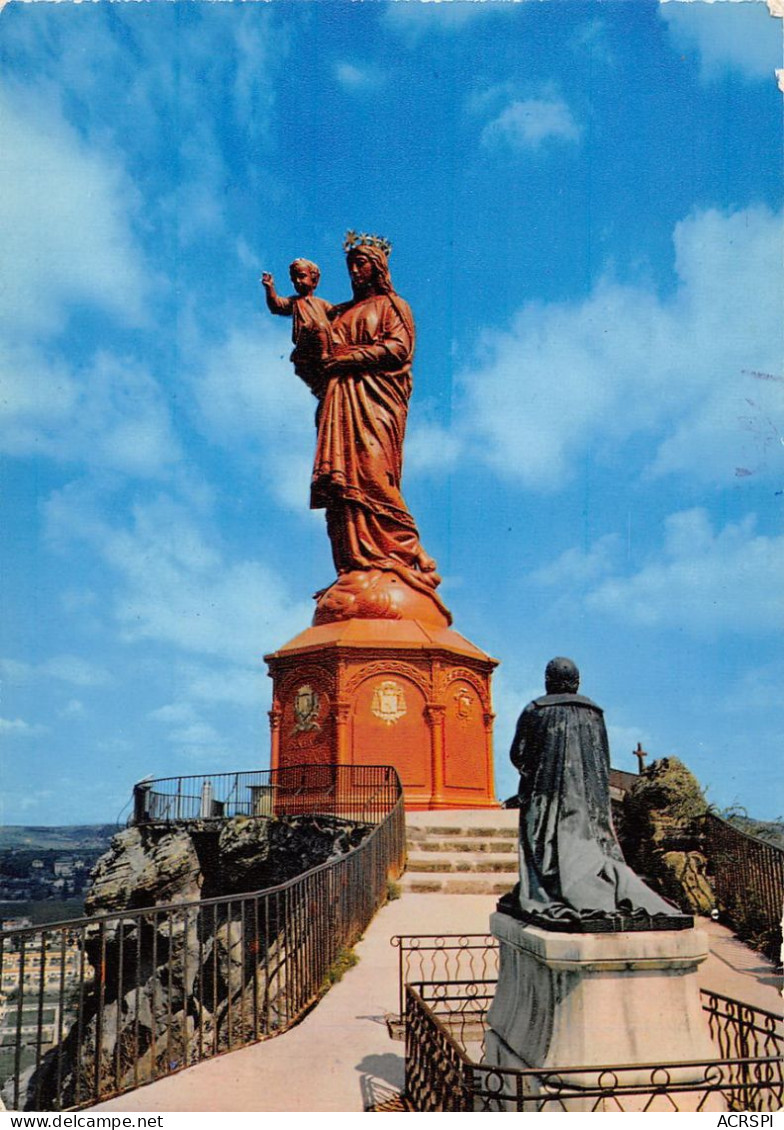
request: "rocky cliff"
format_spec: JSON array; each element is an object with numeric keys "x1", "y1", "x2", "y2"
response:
[
  {"x1": 617, "y1": 758, "x2": 716, "y2": 916},
  {"x1": 12, "y1": 813, "x2": 371, "y2": 1110}
]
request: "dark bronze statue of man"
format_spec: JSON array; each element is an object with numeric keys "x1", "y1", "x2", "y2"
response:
[{"x1": 503, "y1": 657, "x2": 687, "y2": 930}]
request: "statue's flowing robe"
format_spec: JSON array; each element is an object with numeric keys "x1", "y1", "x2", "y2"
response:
[
  {"x1": 511, "y1": 693, "x2": 678, "y2": 923},
  {"x1": 310, "y1": 291, "x2": 438, "y2": 595}
]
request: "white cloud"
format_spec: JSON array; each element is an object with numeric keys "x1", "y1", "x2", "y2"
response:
[
  {"x1": 660, "y1": 0, "x2": 781, "y2": 83},
  {"x1": 405, "y1": 422, "x2": 463, "y2": 474},
  {"x1": 42, "y1": 655, "x2": 112, "y2": 687},
  {"x1": 383, "y1": 0, "x2": 498, "y2": 40},
  {"x1": 584, "y1": 509, "x2": 784, "y2": 634},
  {"x1": 0, "y1": 717, "x2": 47, "y2": 736},
  {"x1": 96, "y1": 736, "x2": 133, "y2": 756},
  {"x1": 722, "y1": 662, "x2": 783, "y2": 713},
  {"x1": 4, "y1": 7, "x2": 283, "y2": 254},
  {"x1": 149, "y1": 702, "x2": 199, "y2": 725},
  {"x1": 0, "y1": 655, "x2": 111, "y2": 687},
  {"x1": 168, "y1": 722, "x2": 221, "y2": 746},
  {"x1": 1, "y1": 788, "x2": 56, "y2": 815},
  {"x1": 334, "y1": 62, "x2": 384, "y2": 91},
  {"x1": 190, "y1": 319, "x2": 318, "y2": 510},
  {"x1": 168, "y1": 174, "x2": 227, "y2": 249},
  {"x1": 456, "y1": 205, "x2": 782, "y2": 489},
  {"x1": 44, "y1": 486, "x2": 313, "y2": 666},
  {"x1": 115, "y1": 552, "x2": 309, "y2": 665},
  {"x1": 481, "y1": 98, "x2": 581, "y2": 150},
  {"x1": 0, "y1": 87, "x2": 147, "y2": 338},
  {"x1": 182, "y1": 663, "x2": 267, "y2": 708},
  {"x1": 458, "y1": 279, "x2": 660, "y2": 488},
  {"x1": 149, "y1": 699, "x2": 253, "y2": 752},
  {"x1": 648, "y1": 207, "x2": 783, "y2": 481},
  {"x1": 531, "y1": 534, "x2": 623, "y2": 589},
  {"x1": 60, "y1": 699, "x2": 86, "y2": 719},
  {"x1": 232, "y1": 14, "x2": 286, "y2": 143},
  {"x1": 236, "y1": 237, "x2": 261, "y2": 272},
  {"x1": 0, "y1": 659, "x2": 33, "y2": 685},
  {"x1": 0, "y1": 346, "x2": 182, "y2": 477},
  {"x1": 570, "y1": 18, "x2": 614, "y2": 67},
  {"x1": 606, "y1": 725, "x2": 652, "y2": 769},
  {"x1": 0, "y1": 13, "x2": 286, "y2": 485},
  {"x1": 466, "y1": 82, "x2": 518, "y2": 119}
]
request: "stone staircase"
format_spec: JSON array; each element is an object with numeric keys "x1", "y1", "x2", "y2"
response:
[{"x1": 401, "y1": 808, "x2": 519, "y2": 895}]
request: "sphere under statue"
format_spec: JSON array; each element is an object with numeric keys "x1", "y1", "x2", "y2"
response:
[{"x1": 262, "y1": 234, "x2": 496, "y2": 809}]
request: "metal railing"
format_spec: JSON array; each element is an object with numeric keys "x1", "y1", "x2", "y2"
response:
[
  {"x1": 702, "y1": 812, "x2": 784, "y2": 956},
  {"x1": 133, "y1": 763, "x2": 401, "y2": 826},
  {"x1": 389, "y1": 933, "x2": 499, "y2": 1033},
  {"x1": 0, "y1": 766, "x2": 404, "y2": 1111},
  {"x1": 405, "y1": 980, "x2": 784, "y2": 1112}
]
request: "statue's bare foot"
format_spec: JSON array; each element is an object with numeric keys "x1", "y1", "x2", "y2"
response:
[{"x1": 416, "y1": 549, "x2": 438, "y2": 573}]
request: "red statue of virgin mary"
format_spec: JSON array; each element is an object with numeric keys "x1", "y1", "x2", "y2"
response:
[
  {"x1": 263, "y1": 234, "x2": 497, "y2": 811},
  {"x1": 301, "y1": 234, "x2": 451, "y2": 627}
]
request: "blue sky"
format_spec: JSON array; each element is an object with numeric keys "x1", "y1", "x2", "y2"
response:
[{"x1": 0, "y1": 0, "x2": 781, "y2": 826}]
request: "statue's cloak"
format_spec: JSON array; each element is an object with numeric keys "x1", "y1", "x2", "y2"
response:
[
  {"x1": 309, "y1": 291, "x2": 443, "y2": 604},
  {"x1": 512, "y1": 693, "x2": 677, "y2": 924}
]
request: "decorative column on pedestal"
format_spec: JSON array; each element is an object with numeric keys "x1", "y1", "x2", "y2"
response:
[{"x1": 261, "y1": 232, "x2": 498, "y2": 809}]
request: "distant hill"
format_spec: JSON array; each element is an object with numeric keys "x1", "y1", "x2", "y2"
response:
[
  {"x1": 0, "y1": 898, "x2": 88, "y2": 926},
  {"x1": 724, "y1": 815, "x2": 784, "y2": 851},
  {"x1": 0, "y1": 825, "x2": 119, "y2": 851}
]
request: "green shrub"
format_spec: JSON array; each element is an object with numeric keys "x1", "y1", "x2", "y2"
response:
[{"x1": 323, "y1": 945, "x2": 359, "y2": 988}]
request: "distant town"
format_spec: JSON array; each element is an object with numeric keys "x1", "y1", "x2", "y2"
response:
[{"x1": 0, "y1": 825, "x2": 116, "y2": 928}]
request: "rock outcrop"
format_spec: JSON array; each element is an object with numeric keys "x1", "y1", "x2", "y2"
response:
[
  {"x1": 13, "y1": 813, "x2": 371, "y2": 1110},
  {"x1": 617, "y1": 757, "x2": 715, "y2": 916},
  {"x1": 86, "y1": 824, "x2": 203, "y2": 912}
]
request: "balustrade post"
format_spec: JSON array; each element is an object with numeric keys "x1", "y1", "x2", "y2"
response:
[{"x1": 132, "y1": 782, "x2": 151, "y2": 825}]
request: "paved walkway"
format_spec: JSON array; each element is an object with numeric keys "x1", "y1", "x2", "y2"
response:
[{"x1": 93, "y1": 890, "x2": 782, "y2": 1113}]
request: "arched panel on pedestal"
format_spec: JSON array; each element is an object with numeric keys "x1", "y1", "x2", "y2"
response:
[
  {"x1": 442, "y1": 671, "x2": 493, "y2": 794},
  {"x1": 350, "y1": 670, "x2": 431, "y2": 798},
  {"x1": 276, "y1": 664, "x2": 335, "y2": 767}
]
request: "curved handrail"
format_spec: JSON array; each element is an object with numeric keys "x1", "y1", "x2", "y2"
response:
[
  {"x1": 700, "y1": 811, "x2": 783, "y2": 957},
  {"x1": 0, "y1": 764, "x2": 405, "y2": 1111},
  {"x1": 132, "y1": 763, "x2": 400, "y2": 828}
]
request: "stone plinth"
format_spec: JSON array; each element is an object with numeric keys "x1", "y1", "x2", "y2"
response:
[
  {"x1": 264, "y1": 619, "x2": 498, "y2": 810},
  {"x1": 485, "y1": 911, "x2": 725, "y2": 1111}
]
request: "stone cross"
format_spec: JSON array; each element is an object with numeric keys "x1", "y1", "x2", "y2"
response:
[{"x1": 633, "y1": 741, "x2": 648, "y2": 774}]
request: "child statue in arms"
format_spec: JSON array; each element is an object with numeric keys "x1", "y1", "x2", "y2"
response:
[{"x1": 261, "y1": 259, "x2": 333, "y2": 396}]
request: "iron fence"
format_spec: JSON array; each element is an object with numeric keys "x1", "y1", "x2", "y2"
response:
[
  {"x1": 702, "y1": 812, "x2": 784, "y2": 956},
  {"x1": 0, "y1": 766, "x2": 404, "y2": 1111},
  {"x1": 405, "y1": 981, "x2": 784, "y2": 1112},
  {"x1": 388, "y1": 933, "x2": 499, "y2": 1034},
  {"x1": 133, "y1": 763, "x2": 401, "y2": 826}
]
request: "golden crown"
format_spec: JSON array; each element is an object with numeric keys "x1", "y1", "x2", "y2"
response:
[{"x1": 343, "y1": 230, "x2": 393, "y2": 255}]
